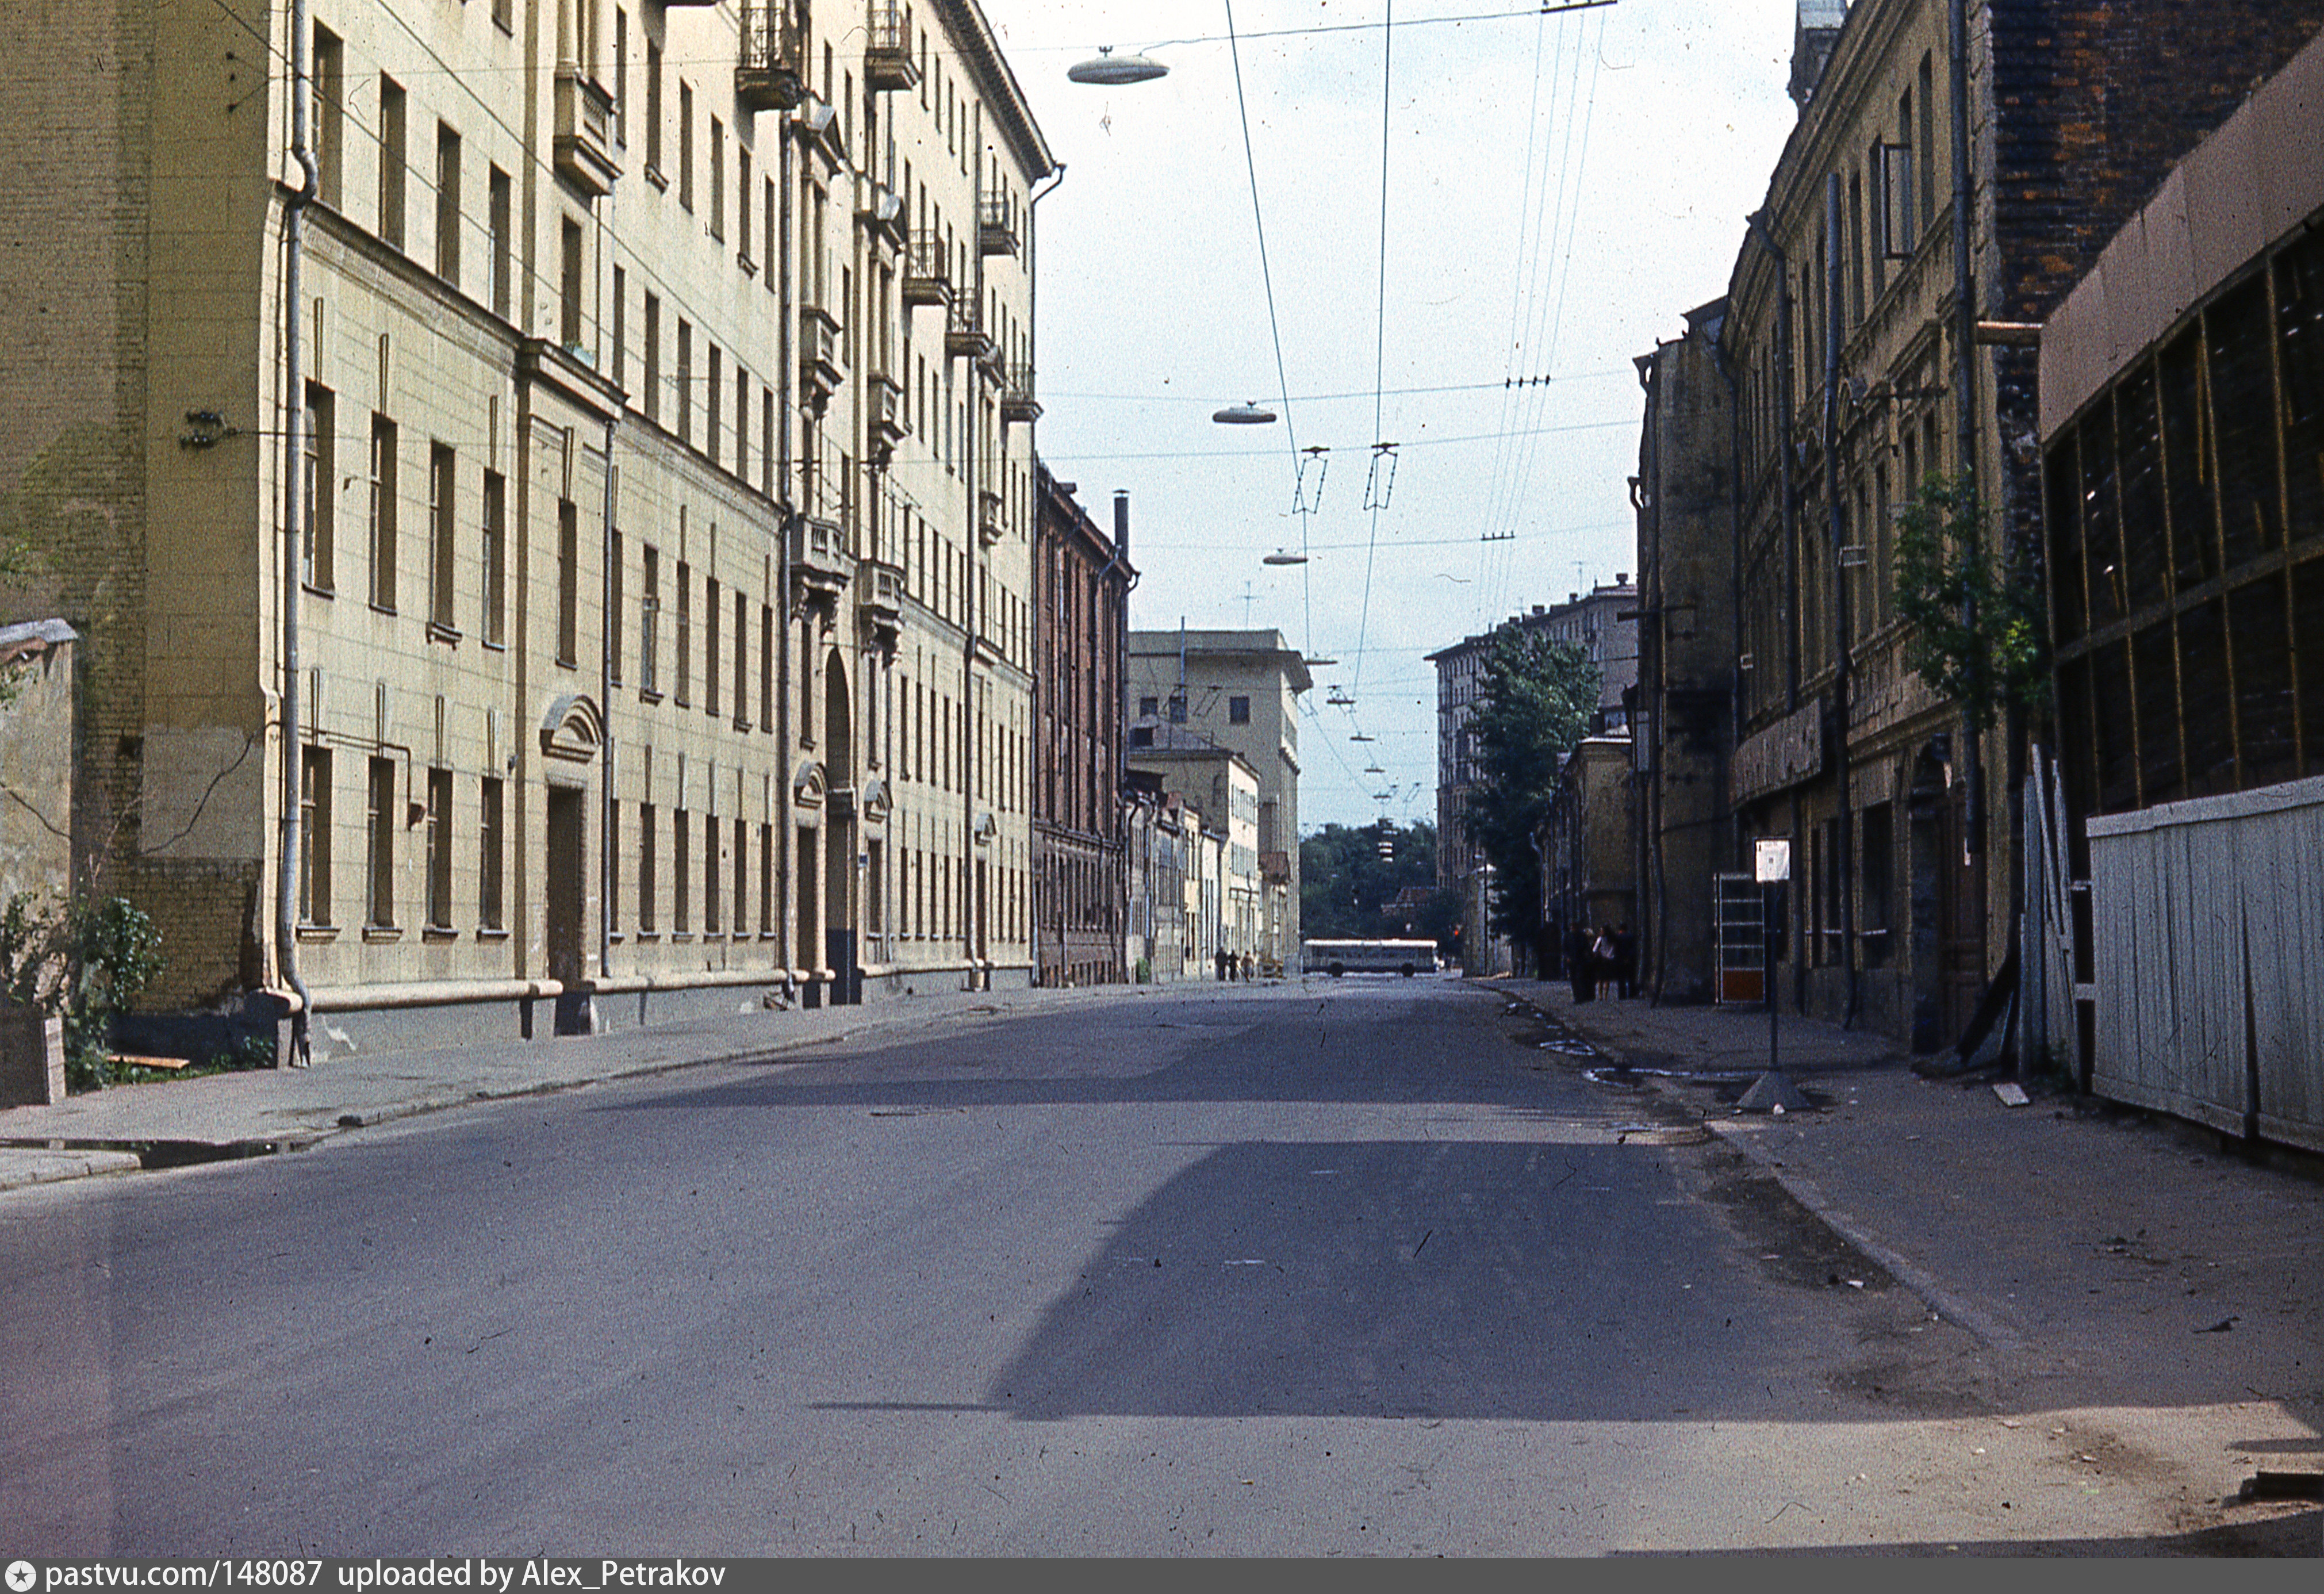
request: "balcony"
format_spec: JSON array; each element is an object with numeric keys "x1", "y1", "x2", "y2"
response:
[
  {"x1": 866, "y1": 3, "x2": 919, "y2": 93},
  {"x1": 978, "y1": 194, "x2": 1019, "y2": 257},
  {"x1": 737, "y1": 3, "x2": 808, "y2": 112},
  {"x1": 799, "y1": 304, "x2": 843, "y2": 412},
  {"x1": 868, "y1": 370, "x2": 908, "y2": 462},
  {"x1": 788, "y1": 515, "x2": 853, "y2": 613},
  {"x1": 858, "y1": 558, "x2": 905, "y2": 650},
  {"x1": 902, "y1": 230, "x2": 952, "y2": 308},
  {"x1": 945, "y1": 298, "x2": 994, "y2": 363},
  {"x1": 553, "y1": 69, "x2": 620, "y2": 197},
  {"x1": 998, "y1": 362, "x2": 1041, "y2": 425}
]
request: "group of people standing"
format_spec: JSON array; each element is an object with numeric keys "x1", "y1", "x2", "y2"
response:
[{"x1": 1562, "y1": 924, "x2": 1636, "y2": 1003}]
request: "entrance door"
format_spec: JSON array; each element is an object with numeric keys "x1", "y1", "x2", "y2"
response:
[
  {"x1": 797, "y1": 823, "x2": 821, "y2": 1008},
  {"x1": 545, "y1": 785, "x2": 590, "y2": 1034},
  {"x1": 825, "y1": 816, "x2": 858, "y2": 1005},
  {"x1": 1909, "y1": 745, "x2": 1988, "y2": 1052}
]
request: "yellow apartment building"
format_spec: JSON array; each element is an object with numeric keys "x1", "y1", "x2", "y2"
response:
[{"x1": 0, "y1": 0, "x2": 1053, "y2": 1062}]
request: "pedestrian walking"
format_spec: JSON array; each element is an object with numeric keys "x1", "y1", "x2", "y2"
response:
[
  {"x1": 1591, "y1": 926, "x2": 1617, "y2": 1001},
  {"x1": 1566, "y1": 925, "x2": 1594, "y2": 1004},
  {"x1": 1612, "y1": 925, "x2": 1637, "y2": 1001}
]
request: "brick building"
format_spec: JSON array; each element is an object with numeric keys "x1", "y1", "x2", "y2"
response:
[
  {"x1": 0, "y1": 1, "x2": 1056, "y2": 1062},
  {"x1": 1031, "y1": 470, "x2": 1133, "y2": 986},
  {"x1": 1708, "y1": 0, "x2": 2324, "y2": 1051}
]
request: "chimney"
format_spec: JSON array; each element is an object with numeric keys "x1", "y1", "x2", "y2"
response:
[
  {"x1": 1113, "y1": 490, "x2": 1130, "y2": 555},
  {"x1": 1789, "y1": 1, "x2": 1847, "y2": 110}
]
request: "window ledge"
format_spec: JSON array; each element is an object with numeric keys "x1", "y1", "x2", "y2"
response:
[
  {"x1": 427, "y1": 622, "x2": 462, "y2": 646},
  {"x1": 422, "y1": 924, "x2": 459, "y2": 943},
  {"x1": 369, "y1": 602, "x2": 397, "y2": 618},
  {"x1": 362, "y1": 925, "x2": 404, "y2": 943},
  {"x1": 483, "y1": 637, "x2": 508, "y2": 653},
  {"x1": 477, "y1": 926, "x2": 512, "y2": 941},
  {"x1": 296, "y1": 922, "x2": 340, "y2": 943},
  {"x1": 640, "y1": 688, "x2": 664, "y2": 705},
  {"x1": 302, "y1": 582, "x2": 336, "y2": 601}
]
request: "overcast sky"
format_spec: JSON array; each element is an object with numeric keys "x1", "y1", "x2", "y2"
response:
[{"x1": 979, "y1": 1, "x2": 1804, "y2": 830}]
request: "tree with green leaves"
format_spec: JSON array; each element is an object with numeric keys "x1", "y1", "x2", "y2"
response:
[
  {"x1": 1458, "y1": 625, "x2": 1601, "y2": 945},
  {"x1": 1299, "y1": 819, "x2": 1453, "y2": 943},
  {"x1": 1893, "y1": 474, "x2": 2051, "y2": 730}
]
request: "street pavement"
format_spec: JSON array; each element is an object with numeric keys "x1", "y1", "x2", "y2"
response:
[{"x1": 2, "y1": 970, "x2": 2320, "y2": 1551}]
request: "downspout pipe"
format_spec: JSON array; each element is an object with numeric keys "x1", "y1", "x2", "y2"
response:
[
  {"x1": 1826, "y1": 174, "x2": 1858, "y2": 1029},
  {"x1": 776, "y1": 88, "x2": 795, "y2": 992},
  {"x1": 599, "y1": 409, "x2": 618, "y2": 987},
  {"x1": 1743, "y1": 210, "x2": 1798, "y2": 716},
  {"x1": 1950, "y1": 0, "x2": 1984, "y2": 855},
  {"x1": 275, "y1": 0, "x2": 320, "y2": 1067}
]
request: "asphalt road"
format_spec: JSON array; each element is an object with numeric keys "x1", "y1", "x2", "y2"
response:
[{"x1": 0, "y1": 978, "x2": 2273, "y2": 1553}]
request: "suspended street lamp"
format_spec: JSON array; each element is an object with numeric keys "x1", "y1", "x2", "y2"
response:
[
  {"x1": 1262, "y1": 549, "x2": 1308, "y2": 565},
  {"x1": 1213, "y1": 400, "x2": 1277, "y2": 424},
  {"x1": 1068, "y1": 47, "x2": 1169, "y2": 85}
]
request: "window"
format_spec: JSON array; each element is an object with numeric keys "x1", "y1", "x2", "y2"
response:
[
  {"x1": 435, "y1": 124, "x2": 461, "y2": 285},
  {"x1": 302, "y1": 384, "x2": 335, "y2": 591},
  {"x1": 645, "y1": 41, "x2": 664, "y2": 179},
  {"x1": 678, "y1": 80, "x2": 694, "y2": 210},
  {"x1": 557, "y1": 500, "x2": 580, "y2": 667},
  {"x1": 734, "y1": 590, "x2": 749, "y2": 727},
  {"x1": 425, "y1": 767, "x2": 453, "y2": 930},
  {"x1": 482, "y1": 469, "x2": 506, "y2": 646},
  {"x1": 705, "y1": 577, "x2": 722, "y2": 717},
  {"x1": 369, "y1": 415, "x2": 398, "y2": 610},
  {"x1": 675, "y1": 561, "x2": 692, "y2": 705},
  {"x1": 734, "y1": 818, "x2": 749, "y2": 938},
  {"x1": 480, "y1": 775, "x2": 505, "y2": 931},
  {"x1": 613, "y1": 9, "x2": 628, "y2": 144},
  {"x1": 1877, "y1": 137, "x2": 1913, "y2": 262},
  {"x1": 638, "y1": 802, "x2": 658, "y2": 931},
  {"x1": 561, "y1": 219, "x2": 584, "y2": 349},
  {"x1": 366, "y1": 756, "x2": 396, "y2": 928},
  {"x1": 429, "y1": 444, "x2": 457, "y2": 631},
  {"x1": 709, "y1": 117, "x2": 725, "y2": 240},
  {"x1": 643, "y1": 294, "x2": 661, "y2": 422},
  {"x1": 759, "y1": 823, "x2": 774, "y2": 934},
  {"x1": 488, "y1": 167, "x2": 512, "y2": 318},
  {"x1": 738, "y1": 145, "x2": 753, "y2": 264},
  {"x1": 611, "y1": 265, "x2": 626, "y2": 387},
  {"x1": 315, "y1": 28, "x2": 344, "y2": 208},
  {"x1": 641, "y1": 546, "x2": 660, "y2": 695},
  {"x1": 677, "y1": 320, "x2": 692, "y2": 444},
  {"x1": 674, "y1": 807, "x2": 692, "y2": 931},
  {"x1": 378, "y1": 76, "x2": 406, "y2": 249},
  {"x1": 760, "y1": 603, "x2": 774, "y2": 730},
  {"x1": 1228, "y1": 695, "x2": 1251, "y2": 725},
  {"x1": 609, "y1": 530, "x2": 624, "y2": 687},
  {"x1": 1139, "y1": 696, "x2": 1158, "y2": 716},
  {"x1": 703, "y1": 811, "x2": 721, "y2": 934},
  {"x1": 299, "y1": 746, "x2": 332, "y2": 926},
  {"x1": 706, "y1": 344, "x2": 721, "y2": 466}
]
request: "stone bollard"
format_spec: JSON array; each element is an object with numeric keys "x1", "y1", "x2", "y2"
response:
[{"x1": 0, "y1": 1004, "x2": 67, "y2": 1106}]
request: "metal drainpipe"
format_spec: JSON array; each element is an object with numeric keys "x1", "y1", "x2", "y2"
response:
[
  {"x1": 1633, "y1": 359, "x2": 1667, "y2": 1002},
  {"x1": 1709, "y1": 331, "x2": 1745, "y2": 878},
  {"x1": 599, "y1": 408, "x2": 617, "y2": 988},
  {"x1": 776, "y1": 85, "x2": 794, "y2": 991},
  {"x1": 275, "y1": 0, "x2": 320, "y2": 1067},
  {"x1": 1951, "y1": 0, "x2": 1984, "y2": 853},
  {"x1": 1826, "y1": 174, "x2": 1858, "y2": 1029}
]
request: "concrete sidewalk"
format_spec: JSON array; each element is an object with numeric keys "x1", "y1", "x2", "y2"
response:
[
  {"x1": 1508, "y1": 979, "x2": 2324, "y2": 1420},
  {"x1": 0, "y1": 982, "x2": 1140, "y2": 1192}
]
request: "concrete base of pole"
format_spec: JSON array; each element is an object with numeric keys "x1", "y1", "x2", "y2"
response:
[{"x1": 1736, "y1": 1070, "x2": 1815, "y2": 1114}]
